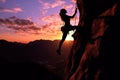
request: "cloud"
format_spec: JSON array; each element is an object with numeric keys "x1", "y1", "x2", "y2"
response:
[
  {"x1": 38, "y1": 0, "x2": 50, "y2": 9},
  {"x1": 0, "y1": 7, "x2": 23, "y2": 13},
  {"x1": 0, "y1": 15, "x2": 62, "y2": 36},
  {"x1": 38, "y1": 22, "x2": 61, "y2": 38},
  {"x1": 0, "y1": 17, "x2": 41, "y2": 33},
  {"x1": 0, "y1": 0, "x2": 6, "y2": 3},
  {"x1": 39, "y1": 0, "x2": 75, "y2": 16},
  {"x1": 39, "y1": 0, "x2": 65, "y2": 9},
  {"x1": 71, "y1": 0, "x2": 76, "y2": 3},
  {"x1": 0, "y1": 13, "x2": 78, "y2": 36},
  {"x1": 38, "y1": 14, "x2": 63, "y2": 37},
  {"x1": 41, "y1": 10, "x2": 47, "y2": 16},
  {"x1": 40, "y1": 14, "x2": 79, "y2": 34},
  {"x1": 26, "y1": 17, "x2": 32, "y2": 21},
  {"x1": 41, "y1": 14, "x2": 61, "y2": 23},
  {"x1": 43, "y1": 2, "x2": 51, "y2": 9},
  {"x1": 63, "y1": 4, "x2": 73, "y2": 9},
  {"x1": 33, "y1": 14, "x2": 63, "y2": 35},
  {"x1": 51, "y1": 0, "x2": 65, "y2": 8}
]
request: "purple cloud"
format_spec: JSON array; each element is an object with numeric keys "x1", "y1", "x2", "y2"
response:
[
  {"x1": 0, "y1": 17, "x2": 41, "y2": 33},
  {"x1": 0, "y1": 7, "x2": 23, "y2": 13}
]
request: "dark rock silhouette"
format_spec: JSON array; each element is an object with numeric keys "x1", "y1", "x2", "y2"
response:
[
  {"x1": 0, "y1": 39, "x2": 72, "y2": 62},
  {"x1": 0, "y1": 39, "x2": 73, "y2": 80},
  {"x1": 0, "y1": 61, "x2": 61, "y2": 80},
  {"x1": 99, "y1": 2, "x2": 120, "y2": 80},
  {"x1": 64, "y1": 0, "x2": 120, "y2": 80}
]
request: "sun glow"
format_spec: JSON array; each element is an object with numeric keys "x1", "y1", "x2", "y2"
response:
[{"x1": 65, "y1": 31, "x2": 75, "y2": 41}]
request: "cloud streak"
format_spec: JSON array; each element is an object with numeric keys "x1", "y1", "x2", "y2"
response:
[{"x1": 0, "y1": 7, "x2": 23, "y2": 13}]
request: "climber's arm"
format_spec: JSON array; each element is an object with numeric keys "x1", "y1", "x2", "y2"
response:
[{"x1": 70, "y1": 8, "x2": 77, "y2": 18}]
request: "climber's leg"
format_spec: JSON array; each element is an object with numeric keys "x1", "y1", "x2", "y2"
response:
[{"x1": 57, "y1": 32, "x2": 68, "y2": 55}]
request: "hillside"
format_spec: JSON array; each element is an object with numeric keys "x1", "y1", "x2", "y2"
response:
[{"x1": 0, "y1": 39, "x2": 73, "y2": 80}]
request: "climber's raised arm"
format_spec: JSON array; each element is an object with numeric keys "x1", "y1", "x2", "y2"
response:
[{"x1": 70, "y1": 8, "x2": 77, "y2": 18}]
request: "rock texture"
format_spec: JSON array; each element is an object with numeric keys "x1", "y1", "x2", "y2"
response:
[{"x1": 65, "y1": 0, "x2": 120, "y2": 80}]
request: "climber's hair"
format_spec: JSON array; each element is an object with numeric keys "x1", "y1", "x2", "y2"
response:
[{"x1": 59, "y1": 8, "x2": 67, "y2": 21}]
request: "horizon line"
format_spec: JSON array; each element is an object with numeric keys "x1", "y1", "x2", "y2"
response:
[{"x1": 0, "y1": 39, "x2": 74, "y2": 44}]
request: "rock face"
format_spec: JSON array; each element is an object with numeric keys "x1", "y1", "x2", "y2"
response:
[{"x1": 65, "y1": 0, "x2": 120, "y2": 80}]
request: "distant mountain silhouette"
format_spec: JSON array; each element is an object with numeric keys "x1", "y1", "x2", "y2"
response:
[
  {"x1": 0, "y1": 39, "x2": 73, "y2": 63},
  {"x1": 0, "y1": 39, "x2": 73, "y2": 80}
]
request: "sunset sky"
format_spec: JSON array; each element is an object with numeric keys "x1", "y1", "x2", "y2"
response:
[{"x1": 0, "y1": 0, "x2": 79, "y2": 43}]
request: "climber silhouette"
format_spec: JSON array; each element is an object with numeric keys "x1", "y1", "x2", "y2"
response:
[{"x1": 57, "y1": 8, "x2": 77, "y2": 55}]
